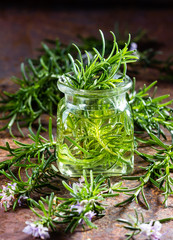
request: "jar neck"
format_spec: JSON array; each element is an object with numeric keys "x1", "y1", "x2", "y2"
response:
[
  {"x1": 58, "y1": 76, "x2": 132, "y2": 111},
  {"x1": 65, "y1": 93, "x2": 127, "y2": 111}
]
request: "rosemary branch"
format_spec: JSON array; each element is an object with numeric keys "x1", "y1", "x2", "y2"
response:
[
  {"x1": 0, "y1": 40, "x2": 72, "y2": 135},
  {"x1": 0, "y1": 30, "x2": 173, "y2": 239}
]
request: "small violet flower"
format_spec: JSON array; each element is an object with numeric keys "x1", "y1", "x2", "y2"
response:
[
  {"x1": 23, "y1": 221, "x2": 50, "y2": 239},
  {"x1": 18, "y1": 195, "x2": 28, "y2": 206},
  {"x1": 85, "y1": 210, "x2": 96, "y2": 221},
  {"x1": 129, "y1": 42, "x2": 138, "y2": 51},
  {"x1": 0, "y1": 183, "x2": 17, "y2": 209},
  {"x1": 74, "y1": 176, "x2": 85, "y2": 188},
  {"x1": 70, "y1": 201, "x2": 96, "y2": 225},
  {"x1": 79, "y1": 210, "x2": 96, "y2": 225},
  {"x1": 139, "y1": 220, "x2": 162, "y2": 240},
  {"x1": 71, "y1": 202, "x2": 84, "y2": 214}
]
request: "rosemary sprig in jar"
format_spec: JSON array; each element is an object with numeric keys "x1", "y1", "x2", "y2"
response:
[{"x1": 61, "y1": 30, "x2": 138, "y2": 90}]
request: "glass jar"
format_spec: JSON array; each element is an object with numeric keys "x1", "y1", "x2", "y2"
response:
[{"x1": 56, "y1": 77, "x2": 134, "y2": 177}]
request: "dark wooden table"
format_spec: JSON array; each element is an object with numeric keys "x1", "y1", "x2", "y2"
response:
[{"x1": 0, "y1": 6, "x2": 173, "y2": 240}]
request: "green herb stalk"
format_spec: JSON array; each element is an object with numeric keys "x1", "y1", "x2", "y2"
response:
[
  {"x1": 0, "y1": 118, "x2": 64, "y2": 205},
  {"x1": 28, "y1": 170, "x2": 122, "y2": 233},
  {"x1": 61, "y1": 30, "x2": 138, "y2": 90},
  {"x1": 117, "y1": 209, "x2": 173, "y2": 240},
  {"x1": 0, "y1": 40, "x2": 72, "y2": 135}
]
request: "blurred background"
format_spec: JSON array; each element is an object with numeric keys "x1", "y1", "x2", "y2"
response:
[
  {"x1": 0, "y1": 0, "x2": 173, "y2": 86},
  {"x1": 1, "y1": 0, "x2": 173, "y2": 9}
]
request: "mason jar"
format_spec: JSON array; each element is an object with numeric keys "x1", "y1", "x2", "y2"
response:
[{"x1": 56, "y1": 77, "x2": 134, "y2": 177}]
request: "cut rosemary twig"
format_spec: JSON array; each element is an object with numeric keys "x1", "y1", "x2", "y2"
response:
[
  {"x1": 114, "y1": 133, "x2": 173, "y2": 209},
  {"x1": 26, "y1": 170, "x2": 122, "y2": 234},
  {"x1": 117, "y1": 209, "x2": 173, "y2": 240},
  {"x1": 0, "y1": 118, "x2": 66, "y2": 206},
  {"x1": 129, "y1": 79, "x2": 173, "y2": 142},
  {"x1": 0, "y1": 118, "x2": 56, "y2": 170},
  {"x1": 0, "y1": 40, "x2": 72, "y2": 135}
]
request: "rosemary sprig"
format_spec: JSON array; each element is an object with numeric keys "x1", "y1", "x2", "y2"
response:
[
  {"x1": 61, "y1": 30, "x2": 138, "y2": 90},
  {"x1": 0, "y1": 40, "x2": 72, "y2": 135},
  {"x1": 0, "y1": 118, "x2": 65, "y2": 205},
  {"x1": 28, "y1": 170, "x2": 122, "y2": 234},
  {"x1": 0, "y1": 118, "x2": 56, "y2": 170},
  {"x1": 0, "y1": 154, "x2": 60, "y2": 211},
  {"x1": 114, "y1": 133, "x2": 173, "y2": 209},
  {"x1": 129, "y1": 78, "x2": 173, "y2": 141},
  {"x1": 117, "y1": 209, "x2": 173, "y2": 240}
]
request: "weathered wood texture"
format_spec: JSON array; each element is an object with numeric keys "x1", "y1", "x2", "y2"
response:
[{"x1": 0, "y1": 7, "x2": 173, "y2": 240}]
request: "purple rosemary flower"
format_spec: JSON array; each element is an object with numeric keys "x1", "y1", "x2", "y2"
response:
[
  {"x1": 71, "y1": 202, "x2": 84, "y2": 214},
  {"x1": 129, "y1": 42, "x2": 138, "y2": 51},
  {"x1": 23, "y1": 221, "x2": 50, "y2": 239},
  {"x1": 85, "y1": 210, "x2": 96, "y2": 221},
  {"x1": 79, "y1": 210, "x2": 96, "y2": 225},
  {"x1": 139, "y1": 220, "x2": 162, "y2": 240},
  {"x1": 71, "y1": 201, "x2": 96, "y2": 225},
  {"x1": 18, "y1": 195, "x2": 28, "y2": 206},
  {"x1": 74, "y1": 176, "x2": 85, "y2": 188},
  {"x1": 0, "y1": 183, "x2": 17, "y2": 209}
]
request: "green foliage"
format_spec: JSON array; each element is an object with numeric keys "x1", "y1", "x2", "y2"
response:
[
  {"x1": 61, "y1": 30, "x2": 138, "y2": 90},
  {"x1": 0, "y1": 30, "x2": 173, "y2": 237},
  {"x1": 129, "y1": 79, "x2": 173, "y2": 141},
  {"x1": 0, "y1": 40, "x2": 72, "y2": 135},
  {"x1": 29, "y1": 170, "x2": 121, "y2": 233},
  {"x1": 115, "y1": 133, "x2": 173, "y2": 209},
  {"x1": 0, "y1": 118, "x2": 63, "y2": 201},
  {"x1": 117, "y1": 209, "x2": 173, "y2": 240}
]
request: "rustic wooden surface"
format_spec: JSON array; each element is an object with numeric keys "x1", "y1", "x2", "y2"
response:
[{"x1": 0, "y1": 6, "x2": 173, "y2": 240}]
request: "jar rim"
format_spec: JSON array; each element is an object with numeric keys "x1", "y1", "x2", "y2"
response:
[{"x1": 57, "y1": 76, "x2": 132, "y2": 97}]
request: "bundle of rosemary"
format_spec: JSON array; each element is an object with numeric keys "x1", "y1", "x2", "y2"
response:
[{"x1": 0, "y1": 29, "x2": 173, "y2": 239}]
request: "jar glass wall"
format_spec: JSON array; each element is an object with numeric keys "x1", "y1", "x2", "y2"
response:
[{"x1": 56, "y1": 77, "x2": 134, "y2": 177}]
